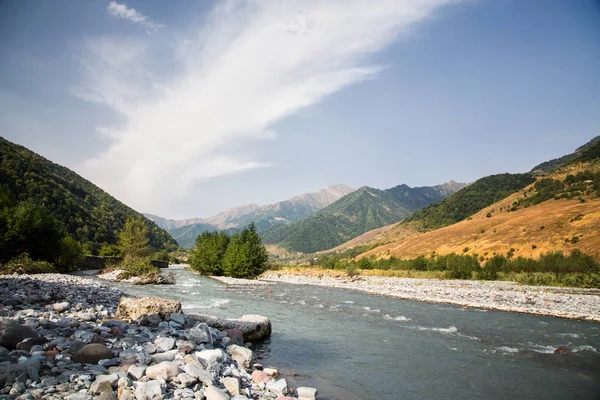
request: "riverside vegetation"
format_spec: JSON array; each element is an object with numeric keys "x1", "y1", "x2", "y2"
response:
[
  {"x1": 189, "y1": 223, "x2": 269, "y2": 279},
  {"x1": 305, "y1": 247, "x2": 600, "y2": 288}
]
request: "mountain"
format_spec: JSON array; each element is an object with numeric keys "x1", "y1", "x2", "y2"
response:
[
  {"x1": 156, "y1": 184, "x2": 356, "y2": 248},
  {"x1": 531, "y1": 135, "x2": 600, "y2": 174},
  {"x1": 402, "y1": 173, "x2": 536, "y2": 231},
  {"x1": 358, "y1": 137, "x2": 600, "y2": 261},
  {"x1": 260, "y1": 181, "x2": 466, "y2": 254},
  {"x1": 0, "y1": 137, "x2": 177, "y2": 254}
]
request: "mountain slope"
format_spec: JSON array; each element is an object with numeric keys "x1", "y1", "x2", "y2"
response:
[
  {"x1": 161, "y1": 184, "x2": 356, "y2": 248},
  {"x1": 360, "y1": 138, "x2": 600, "y2": 261},
  {"x1": 0, "y1": 137, "x2": 177, "y2": 253},
  {"x1": 360, "y1": 165, "x2": 600, "y2": 261},
  {"x1": 531, "y1": 135, "x2": 600, "y2": 174},
  {"x1": 261, "y1": 182, "x2": 465, "y2": 254},
  {"x1": 402, "y1": 173, "x2": 536, "y2": 231}
]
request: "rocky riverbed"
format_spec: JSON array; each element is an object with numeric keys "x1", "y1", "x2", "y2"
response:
[
  {"x1": 260, "y1": 271, "x2": 600, "y2": 322},
  {"x1": 0, "y1": 273, "x2": 317, "y2": 400}
]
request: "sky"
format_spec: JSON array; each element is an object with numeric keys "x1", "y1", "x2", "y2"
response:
[{"x1": 1, "y1": 0, "x2": 599, "y2": 219}]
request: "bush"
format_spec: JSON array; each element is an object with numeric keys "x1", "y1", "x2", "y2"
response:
[
  {"x1": 345, "y1": 264, "x2": 360, "y2": 277},
  {"x1": 0, "y1": 253, "x2": 56, "y2": 275},
  {"x1": 477, "y1": 255, "x2": 505, "y2": 280},
  {"x1": 117, "y1": 256, "x2": 160, "y2": 279}
]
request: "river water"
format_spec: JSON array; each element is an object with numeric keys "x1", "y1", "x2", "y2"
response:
[{"x1": 98, "y1": 269, "x2": 600, "y2": 400}]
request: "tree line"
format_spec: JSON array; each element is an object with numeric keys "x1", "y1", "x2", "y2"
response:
[{"x1": 312, "y1": 250, "x2": 600, "y2": 288}]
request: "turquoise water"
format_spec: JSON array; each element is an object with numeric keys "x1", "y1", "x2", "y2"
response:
[{"x1": 98, "y1": 270, "x2": 600, "y2": 400}]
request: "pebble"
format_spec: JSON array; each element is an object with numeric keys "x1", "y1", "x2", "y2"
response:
[
  {"x1": 261, "y1": 272, "x2": 600, "y2": 321},
  {"x1": 0, "y1": 273, "x2": 314, "y2": 400}
]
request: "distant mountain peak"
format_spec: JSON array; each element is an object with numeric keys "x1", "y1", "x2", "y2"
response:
[{"x1": 148, "y1": 184, "x2": 356, "y2": 247}]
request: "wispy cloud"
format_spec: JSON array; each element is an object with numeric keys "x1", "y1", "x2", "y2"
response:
[
  {"x1": 77, "y1": 0, "x2": 460, "y2": 215},
  {"x1": 107, "y1": 1, "x2": 164, "y2": 33}
]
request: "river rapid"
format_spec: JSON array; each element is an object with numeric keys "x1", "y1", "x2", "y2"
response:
[{"x1": 94, "y1": 269, "x2": 600, "y2": 400}]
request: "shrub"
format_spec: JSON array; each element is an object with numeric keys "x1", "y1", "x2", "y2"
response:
[
  {"x1": 117, "y1": 256, "x2": 160, "y2": 279},
  {"x1": 345, "y1": 264, "x2": 360, "y2": 277},
  {"x1": 0, "y1": 253, "x2": 56, "y2": 275}
]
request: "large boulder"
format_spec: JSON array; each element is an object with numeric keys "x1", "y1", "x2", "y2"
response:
[
  {"x1": 188, "y1": 314, "x2": 271, "y2": 342},
  {"x1": 0, "y1": 320, "x2": 40, "y2": 349},
  {"x1": 72, "y1": 343, "x2": 114, "y2": 364},
  {"x1": 116, "y1": 297, "x2": 182, "y2": 321}
]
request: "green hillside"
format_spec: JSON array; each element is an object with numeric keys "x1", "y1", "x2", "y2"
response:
[
  {"x1": 0, "y1": 137, "x2": 177, "y2": 254},
  {"x1": 170, "y1": 224, "x2": 240, "y2": 249},
  {"x1": 261, "y1": 182, "x2": 464, "y2": 253},
  {"x1": 402, "y1": 173, "x2": 535, "y2": 231},
  {"x1": 531, "y1": 135, "x2": 600, "y2": 173}
]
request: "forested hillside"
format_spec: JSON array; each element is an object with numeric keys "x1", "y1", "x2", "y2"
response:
[
  {"x1": 0, "y1": 137, "x2": 177, "y2": 254},
  {"x1": 402, "y1": 173, "x2": 535, "y2": 231},
  {"x1": 261, "y1": 182, "x2": 464, "y2": 253}
]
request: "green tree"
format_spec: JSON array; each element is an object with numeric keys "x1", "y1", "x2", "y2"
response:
[
  {"x1": 54, "y1": 236, "x2": 83, "y2": 273},
  {"x1": 223, "y1": 222, "x2": 268, "y2": 278},
  {"x1": 119, "y1": 217, "x2": 151, "y2": 258},
  {"x1": 1, "y1": 198, "x2": 64, "y2": 264},
  {"x1": 190, "y1": 231, "x2": 230, "y2": 275}
]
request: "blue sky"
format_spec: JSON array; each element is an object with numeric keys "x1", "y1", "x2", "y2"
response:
[{"x1": 1, "y1": 0, "x2": 599, "y2": 219}]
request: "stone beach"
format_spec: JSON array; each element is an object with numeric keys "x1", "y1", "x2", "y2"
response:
[
  {"x1": 0, "y1": 273, "x2": 317, "y2": 400},
  {"x1": 259, "y1": 271, "x2": 600, "y2": 322}
]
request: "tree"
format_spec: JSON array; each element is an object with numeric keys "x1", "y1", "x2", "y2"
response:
[
  {"x1": 118, "y1": 217, "x2": 151, "y2": 258},
  {"x1": 190, "y1": 231, "x2": 230, "y2": 275},
  {"x1": 1, "y1": 198, "x2": 64, "y2": 264},
  {"x1": 222, "y1": 222, "x2": 268, "y2": 278}
]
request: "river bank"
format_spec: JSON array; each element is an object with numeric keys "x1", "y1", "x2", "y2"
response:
[
  {"x1": 0, "y1": 273, "x2": 316, "y2": 400},
  {"x1": 256, "y1": 270, "x2": 600, "y2": 322}
]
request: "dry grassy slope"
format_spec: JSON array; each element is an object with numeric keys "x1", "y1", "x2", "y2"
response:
[
  {"x1": 321, "y1": 220, "x2": 424, "y2": 254},
  {"x1": 360, "y1": 162, "x2": 600, "y2": 261}
]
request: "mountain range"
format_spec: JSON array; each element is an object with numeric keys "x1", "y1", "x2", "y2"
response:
[
  {"x1": 146, "y1": 184, "x2": 356, "y2": 248},
  {"x1": 260, "y1": 181, "x2": 466, "y2": 254},
  {"x1": 319, "y1": 135, "x2": 600, "y2": 262}
]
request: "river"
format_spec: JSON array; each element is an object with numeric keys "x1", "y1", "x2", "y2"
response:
[{"x1": 95, "y1": 269, "x2": 600, "y2": 400}]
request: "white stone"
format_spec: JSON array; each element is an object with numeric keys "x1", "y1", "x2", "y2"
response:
[
  {"x1": 226, "y1": 345, "x2": 253, "y2": 369},
  {"x1": 223, "y1": 376, "x2": 240, "y2": 396},
  {"x1": 204, "y1": 385, "x2": 230, "y2": 400},
  {"x1": 145, "y1": 361, "x2": 181, "y2": 382},
  {"x1": 53, "y1": 302, "x2": 71, "y2": 312},
  {"x1": 196, "y1": 349, "x2": 228, "y2": 365},
  {"x1": 154, "y1": 337, "x2": 175, "y2": 352},
  {"x1": 297, "y1": 386, "x2": 318, "y2": 400},
  {"x1": 134, "y1": 380, "x2": 164, "y2": 400},
  {"x1": 128, "y1": 364, "x2": 147, "y2": 380},
  {"x1": 266, "y1": 378, "x2": 288, "y2": 397}
]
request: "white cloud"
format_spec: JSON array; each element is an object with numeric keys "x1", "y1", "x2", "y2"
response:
[
  {"x1": 77, "y1": 0, "x2": 461, "y2": 215},
  {"x1": 107, "y1": 1, "x2": 164, "y2": 33}
]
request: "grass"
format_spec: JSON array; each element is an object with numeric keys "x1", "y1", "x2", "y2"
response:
[{"x1": 359, "y1": 269, "x2": 446, "y2": 279}]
